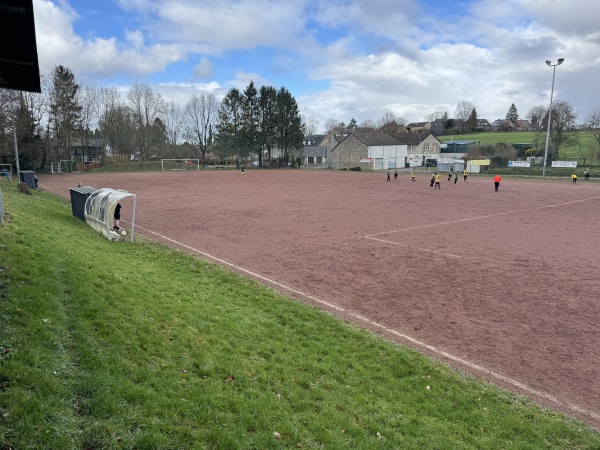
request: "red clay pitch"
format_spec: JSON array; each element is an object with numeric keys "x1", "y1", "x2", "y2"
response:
[{"x1": 39, "y1": 169, "x2": 600, "y2": 428}]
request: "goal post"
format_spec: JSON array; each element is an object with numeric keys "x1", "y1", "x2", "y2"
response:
[
  {"x1": 59, "y1": 160, "x2": 79, "y2": 173},
  {"x1": 161, "y1": 159, "x2": 200, "y2": 172},
  {"x1": 51, "y1": 162, "x2": 60, "y2": 174}
]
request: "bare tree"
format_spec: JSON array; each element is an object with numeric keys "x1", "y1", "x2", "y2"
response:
[
  {"x1": 540, "y1": 100, "x2": 578, "y2": 160},
  {"x1": 424, "y1": 111, "x2": 447, "y2": 122},
  {"x1": 455, "y1": 100, "x2": 475, "y2": 122},
  {"x1": 163, "y1": 100, "x2": 183, "y2": 158},
  {"x1": 584, "y1": 107, "x2": 600, "y2": 159},
  {"x1": 302, "y1": 115, "x2": 319, "y2": 136},
  {"x1": 324, "y1": 118, "x2": 343, "y2": 134},
  {"x1": 98, "y1": 86, "x2": 134, "y2": 158},
  {"x1": 377, "y1": 112, "x2": 399, "y2": 132},
  {"x1": 78, "y1": 84, "x2": 100, "y2": 157},
  {"x1": 183, "y1": 92, "x2": 218, "y2": 166},
  {"x1": 526, "y1": 105, "x2": 547, "y2": 130},
  {"x1": 127, "y1": 82, "x2": 165, "y2": 161},
  {"x1": 358, "y1": 119, "x2": 375, "y2": 128}
]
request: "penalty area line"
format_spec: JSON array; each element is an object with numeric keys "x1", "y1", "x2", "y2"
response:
[
  {"x1": 366, "y1": 195, "x2": 600, "y2": 238},
  {"x1": 133, "y1": 223, "x2": 600, "y2": 424}
]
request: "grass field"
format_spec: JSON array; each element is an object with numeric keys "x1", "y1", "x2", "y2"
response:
[
  {"x1": 1, "y1": 181, "x2": 600, "y2": 448},
  {"x1": 438, "y1": 130, "x2": 598, "y2": 161}
]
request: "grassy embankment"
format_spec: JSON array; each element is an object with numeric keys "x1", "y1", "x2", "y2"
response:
[
  {"x1": 438, "y1": 131, "x2": 596, "y2": 159},
  {"x1": 1, "y1": 184, "x2": 599, "y2": 449},
  {"x1": 438, "y1": 131, "x2": 599, "y2": 177}
]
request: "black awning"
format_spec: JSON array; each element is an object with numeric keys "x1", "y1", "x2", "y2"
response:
[{"x1": 0, "y1": 0, "x2": 41, "y2": 92}]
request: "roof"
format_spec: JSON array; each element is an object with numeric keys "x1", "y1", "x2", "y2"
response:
[
  {"x1": 446, "y1": 140, "x2": 479, "y2": 145},
  {"x1": 70, "y1": 185, "x2": 96, "y2": 195},
  {"x1": 406, "y1": 122, "x2": 430, "y2": 128},
  {"x1": 353, "y1": 132, "x2": 429, "y2": 146},
  {"x1": 0, "y1": 0, "x2": 41, "y2": 92},
  {"x1": 303, "y1": 146, "x2": 327, "y2": 157},
  {"x1": 304, "y1": 135, "x2": 327, "y2": 146}
]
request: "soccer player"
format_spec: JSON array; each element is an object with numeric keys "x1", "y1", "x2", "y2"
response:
[
  {"x1": 494, "y1": 174, "x2": 502, "y2": 191},
  {"x1": 113, "y1": 203, "x2": 122, "y2": 230},
  {"x1": 463, "y1": 169, "x2": 468, "y2": 181},
  {"x1": 434, "y1": 172, "x2": 441, "y2": 189}
]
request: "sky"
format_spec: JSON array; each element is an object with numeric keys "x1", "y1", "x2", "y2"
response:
[{"x1": 31, "y1": 0, "x2": 600, "y2": 133}]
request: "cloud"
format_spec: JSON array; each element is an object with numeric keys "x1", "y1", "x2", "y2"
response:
[
  {"x1": 193, "y1": 57, "x2": 214, "y2": 80},
  {"x1": 34, "y1": 0, "x2": 187, "y2": 79},
  {"x1": 30, "y1": 0, "x2": 600, "y2": 133}
]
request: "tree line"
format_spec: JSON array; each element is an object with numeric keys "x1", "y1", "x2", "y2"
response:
[
  {"x1": 3, "y1": 65, "x2": 600, "y2": 171},
  {"x1": 0, "y1": 66, "x2": 305, "y2": 171},
  {"x1": 324, "y1": 100, "x2": 600, "y2": 162}
]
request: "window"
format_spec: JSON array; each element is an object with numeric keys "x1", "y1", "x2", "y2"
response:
[
  {"x1": 316, "y1": 157, "x2": 323, "y2": 164},
  {"x1": 423, "y1": 144, "x2": 429, "y2": 151},
  {"x1": 307, "y1": 156, "x2": 314, "y2": 164}
]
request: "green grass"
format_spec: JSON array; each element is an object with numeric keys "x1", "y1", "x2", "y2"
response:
[
  {"x1": 1, "y1": 184, "x2": 599, "y2": 449},
  {"x1": 438, "y1": 131, "x2": 599, "y2": 161}
]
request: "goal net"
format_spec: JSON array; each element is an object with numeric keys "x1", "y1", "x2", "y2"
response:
[
  {"x1": 161, "y1": 159, "x2": 200, "y2": 172},
  {"x1": 59, "y1": 160, "x2": 79, "y2": 173}
]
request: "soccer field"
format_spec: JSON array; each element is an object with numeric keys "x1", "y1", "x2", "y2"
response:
[{"x1": 39, "y1": 170, "x2": 600, "y2": 427}]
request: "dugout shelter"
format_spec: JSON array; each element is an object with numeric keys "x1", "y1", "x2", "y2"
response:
[{"x1": 84, "y1": 188, "x2": 136, "y2": 242}]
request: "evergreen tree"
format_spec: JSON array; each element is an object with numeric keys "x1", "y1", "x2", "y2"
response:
[
  {"x1": 466, "y1": 108, "x2": 477, "y2": 131},
  {"x1": 506, "y1": 103, "x2": 519, "y2": 121},
  {"x1": 241, "y1": 81, "x2": 260, "y2": 164},
  {"x1": 258, "y1": 85, "x2": 278, "y2": 166},
  {"x1": 275, "y1": 87, "x2": 304, "y2": 167},
  {"x1": 49, "y1": 65, "x2": 82, "y2": 161},
  {"x1": 215, "y1": 88, "x2": 244, "y2": 165}
]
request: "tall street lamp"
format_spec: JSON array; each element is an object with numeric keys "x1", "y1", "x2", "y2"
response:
[{"x1": 542, "y1": 58, "x2": 564, "y2": 177}]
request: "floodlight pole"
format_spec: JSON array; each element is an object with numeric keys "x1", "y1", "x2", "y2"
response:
[
  {"x1": 12, "y1": 115, "x2": 20, "y2": 179},
  {"x1": 542, "y1": 58, "x2": 564, "y2": 177}
]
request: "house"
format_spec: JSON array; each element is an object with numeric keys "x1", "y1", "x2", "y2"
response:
[
  {"x1": 406, "y1": 121, "x2": 431, "y2": 133},
  {"x1": 475, "y1": 119, "x2": 492, "y2": 131},
  {"x1": 302, "y1": 135, "x2": 328, "y2": 168},
  {"x1": 329, "y1": 132, "x2": 441, "y2": 170},
  {"x1": 430, "y1": 119, "x2": 445, "y2": 136},
  {"x1": 302, "y1": 145, "x2": 327, "y2": 168},
  {"x1": 513, "y1": 120, "x2": 532, "y2": 131},
  {"x1": 70, "y1": 137, "x2": 104, "y2": 163},
  {"x1": 430, "y1": 118, "x2": 470, "y2": 135},
  {"x1": 407, "y1": 134, "x2": 443, "y2": 167},
  {"x1": 492, "y1": 119, "x2": 533, "y2": 132}
]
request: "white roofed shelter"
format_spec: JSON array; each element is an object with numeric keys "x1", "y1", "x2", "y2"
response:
[{"x1": 84, "y1": 188, "x2": 136, "y2": 241}]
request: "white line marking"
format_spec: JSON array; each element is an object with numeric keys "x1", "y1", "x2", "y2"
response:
[
  {"x1": 132, "y1": 222, "x2": 599, "y2": 423},
  {"x1": 365, "y1": 195, "x2": 600, "y2": 238},
  {"x1": 367, "y1": 236, "x2": 466, "y2": 260}
]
